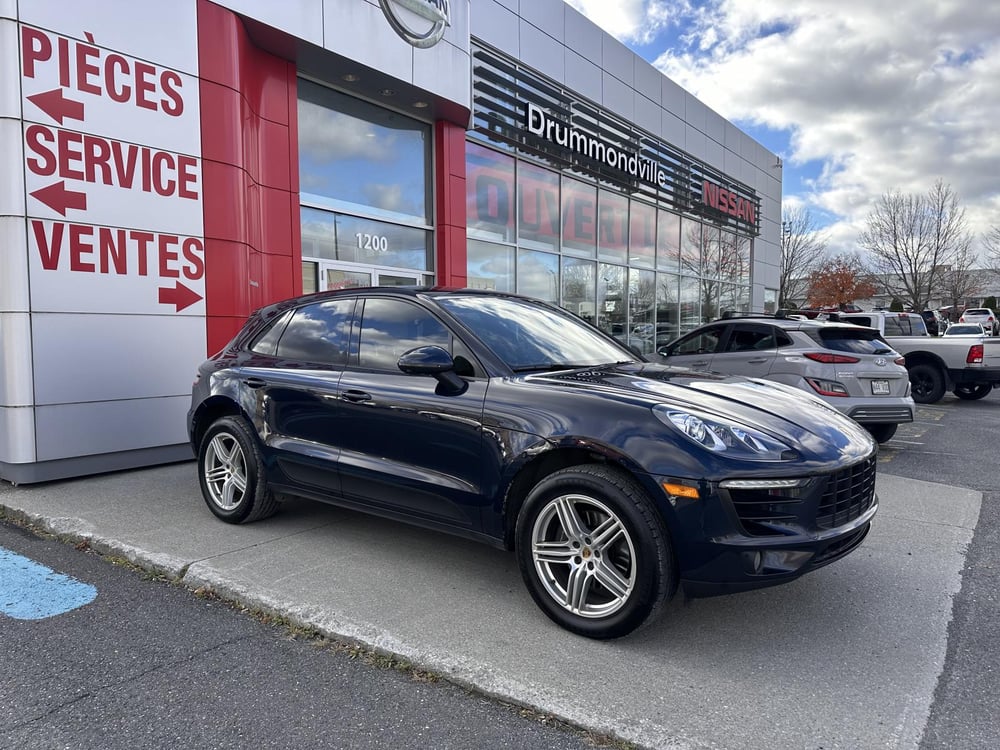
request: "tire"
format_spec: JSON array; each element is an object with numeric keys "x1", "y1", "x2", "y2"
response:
[
  {"x1": 953, "y1": 384, "x2": 992, "y2": 400},
  {"x1": 198, "y1": 416, "x2": 279, "y2": 524},
  {"x1": 908, "y1": 363, "x2": 945, "y2": 404},
  {"x1": 864, "y1": 423, "x2": 897, "y2": 443},
  {"x1": 515, "y1": 465, "x2": 676, "y2": 639}
]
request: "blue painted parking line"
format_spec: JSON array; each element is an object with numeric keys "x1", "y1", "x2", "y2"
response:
[{"x1": 0, "y1": 546, "x2": 97, "y2": 620}]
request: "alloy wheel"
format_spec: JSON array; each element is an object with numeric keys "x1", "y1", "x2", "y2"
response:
[
  {"x1": 530, "y1": 493, "x2": 636, "y2": 618},
  {"x1": 203, "y1": 432, "x2": 249, "y2": 511}
]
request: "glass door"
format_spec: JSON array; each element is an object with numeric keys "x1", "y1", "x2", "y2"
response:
[{"x1": 313, "y1": 263, "x2": 424, "y2": 292}]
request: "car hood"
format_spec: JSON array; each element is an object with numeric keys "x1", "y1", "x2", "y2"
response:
[{"x1": 528, "y1": 361, "x2": 875, "y2": 461}]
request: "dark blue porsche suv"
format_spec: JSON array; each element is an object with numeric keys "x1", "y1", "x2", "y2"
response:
[{"x1": 188, "y1": 288, "x2": 878, "y2": 639}]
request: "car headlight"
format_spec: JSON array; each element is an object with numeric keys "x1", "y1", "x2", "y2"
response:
[{"x1": 653, "y1": 405, "x2": 798, "y2": 461}]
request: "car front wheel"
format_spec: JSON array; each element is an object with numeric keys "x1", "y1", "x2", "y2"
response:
[
  {"x1": 198, "y1": 416, "x2": 279, "y2": 524},
  {"x1": 515, "y1": 465, "x2": 676, "y2": 639}
]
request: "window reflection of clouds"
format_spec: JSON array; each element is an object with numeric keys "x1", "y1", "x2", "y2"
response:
[
  {"x1": 277, "y1": 302, "x2": 353, "y2": 364},
  {"x1": 359, "y1": 300, "x2": 450, "y2": 371},
  {"x1": 438, "y1": 296, "x2": 628, "y2": 369},
  {"x1": 467, "y1": 240, "x2": 514, "y2": 291},
  {"x1": 298, "y1": 81, "x2": 429, "y2": 223}
]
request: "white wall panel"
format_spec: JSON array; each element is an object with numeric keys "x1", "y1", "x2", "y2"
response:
[
  {"x1": 0, "y1": 20, "x2": 18, "y2": 118},
  {"x1": 34, "y1": 395, "x2": 189, "y2": 460},
  {"x1": 17, "y1": 0, "x2": 199, "y2": 77},
  {"x1": 0, "y1": 405, "x2": 36, "y2": 463},
  {"x1": 214, "y1": 0, "x2": 324, "y2": 46},
  {"x1": 0, "y1": 217, "x2": 29, "y2": 313},
  {"x1": 0, "y1": 117, "x2": 25, "y2": 216},
  {"x1": 31, "y1": 312, "x2": 206, "y2": 405},
  {"x1": 0, "y1": 313, "x2": 33, "y2": 406}
]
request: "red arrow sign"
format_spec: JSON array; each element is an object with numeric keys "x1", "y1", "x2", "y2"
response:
[
  {"x1": 30, "y1": 181, "x2": 88, "y2": 216},
  {"x1": 26, "y1": 88, "x2": 85, "y2": 125},
  {"x1": 159, "y1": 281, "x2": 203, "y2": 312}
]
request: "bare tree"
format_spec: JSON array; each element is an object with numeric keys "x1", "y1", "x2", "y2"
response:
[
  {"x1": 859, "y1": 180, "x2": 972, "y2": 311},
  {"x1": 779, "y1": 208, "x2": 827, "y2": 308},
  {"x1": 983, "y1": 226, "x2": 1000, "y2": 272},
  {"x1": 936, "y1": 240, "x2": 982, "y2": 313}
]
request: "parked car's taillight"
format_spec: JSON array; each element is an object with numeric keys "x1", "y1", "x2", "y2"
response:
[
  {"x1": 805, "y1": 378, "x2": 850, "y2": 397},
  {"x1": 803, "y1": 352, "x2": 861, "y2": 364},
  {"x1": 967, "y1": 344, "x2": 984, "y2": 364},
  {"x1": 894, "y1": 357, "x2": 905, "y2": 366}
]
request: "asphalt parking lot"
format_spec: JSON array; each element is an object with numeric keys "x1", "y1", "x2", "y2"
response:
[{"x1": 1, "y1": 391, "x2": 996, "y2": 749}]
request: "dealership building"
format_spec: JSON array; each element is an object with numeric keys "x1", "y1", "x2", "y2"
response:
[{"x1": 0, "y1": 0, "x2": 782, "y2": 483}]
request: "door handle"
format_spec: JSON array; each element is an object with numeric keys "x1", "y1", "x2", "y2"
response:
[
  {"x1": 244, "y1": 377, "x2": 267, "y2": 389},
  {"x1": 746, "y1": 358, "x2": 768, "y2": 364},
  {"x1": 342, "y1": 390, "x2": 372, "y2": 403}
]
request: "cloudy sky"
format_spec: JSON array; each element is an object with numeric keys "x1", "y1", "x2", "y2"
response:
[{"x1": 564, "y1": 0, "x2": 1000, "y2": 259}]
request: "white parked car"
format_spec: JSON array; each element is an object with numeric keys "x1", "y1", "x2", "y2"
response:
[
  {"x1": 943, "y1": 323, "x2": 987, "y2": 337},
  {"x1": 959, "y1": 308, "x2": 998, "y2": 335}
]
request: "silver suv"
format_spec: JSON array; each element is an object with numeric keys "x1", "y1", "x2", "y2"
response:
[{"x1": 655, "y1": 313, "x2": 915, "y2": 443}]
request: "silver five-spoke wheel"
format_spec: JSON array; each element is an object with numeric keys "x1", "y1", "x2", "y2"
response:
[
  {"x1": 203, "y1": 432, "x2": 249, "y2": 511},
  {"x1": 531, "y1": 493, "x2": 637, "y2": 618},
  {"x1": 197, "y1": 416, "x2": 278, "y2": 524}
]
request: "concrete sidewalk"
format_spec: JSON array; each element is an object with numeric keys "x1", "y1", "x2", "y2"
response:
[{"x1": 0, "y1": 463, "x2": 981, "y2": 750}]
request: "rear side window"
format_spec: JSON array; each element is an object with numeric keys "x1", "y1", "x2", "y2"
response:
[
  {"x1": 725, "y1": 324, "x2": 776, "y2": 352},
  {"x1": 816, "y1": 328, "x2": 896, "y2": 355},
  {"x1": 274, "y1": 299, "x2": 355, "y2": 364},
  {"x1": 884, "y1": 315, "x2": 926, "y2": 336}
]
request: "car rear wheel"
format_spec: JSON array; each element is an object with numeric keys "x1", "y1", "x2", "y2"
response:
[
  {"x1": 515, "y1": 465, "x2": 676, "y2": 639},
  {"x1": 864, "y1": 423, "x2": 897, "y2": 443},
  {"x1": 953, "y1": 384, "x2": 992, "y2": 400},
  {"x1": 198, "y1": 416, "x2": 279, "y2": 524},
  {"x1": 908, "y1": 363, "x2": 945, "y2": 404}
]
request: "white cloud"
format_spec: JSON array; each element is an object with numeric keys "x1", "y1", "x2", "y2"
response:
[
  {"x1": 563, "y1": 0, "x2": 674, "y2": 45},
  {"x1": 566, "y1": 0, "x2": 1000, "y2": 258}
]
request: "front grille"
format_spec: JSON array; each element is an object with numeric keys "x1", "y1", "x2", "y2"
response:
[{"x1": 816, "y1": 455, "x2": 877, "y2": 529}]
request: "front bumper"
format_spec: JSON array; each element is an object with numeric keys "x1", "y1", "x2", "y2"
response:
[{"x1": 667, "y1": 453, "x2": 879, "y2": 596}]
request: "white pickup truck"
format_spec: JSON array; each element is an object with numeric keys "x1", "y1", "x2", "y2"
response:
[{"x1": 837, "y1": 311, "x2": 1000, "y2": 403}]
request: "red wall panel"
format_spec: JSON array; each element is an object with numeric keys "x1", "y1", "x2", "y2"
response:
[{"x1": 197, "y1": 0, "x2": 300, "y2": 354}]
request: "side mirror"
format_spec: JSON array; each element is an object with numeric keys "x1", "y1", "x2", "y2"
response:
[{"x1": 397, "y1": 346, "x2": 467, "y2": 395}]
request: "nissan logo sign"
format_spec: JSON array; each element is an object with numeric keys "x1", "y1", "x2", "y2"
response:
[{"x1": 378, "y1": 0, "x2": 451, "y2": 48}]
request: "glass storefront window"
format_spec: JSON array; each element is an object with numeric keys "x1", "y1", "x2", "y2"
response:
[
  {"x1": 300, "y1": 207, "x2": 430, "y2": 270},
  {"x1": 302, "y1": 261, "x2": 318, "y2": 294},
  {"x1": 298, "y1": 80, "x2": 430, "y2": 224},
  {"x1": 597, "y1": 263, "x2": 626, "y2": 338},
  {"x1": 656, "y1": 272, "x2": 679, "y2": 343},
  {"x1": 699, "y1": 277, "x2": 721, "y2": 322},
  {"x1": 561, "y1": 257, "x2": 596, "y2": 324},
  {"x1": 629, "y1": 268, "x2": 656, "y2": 354},
  {"x1": 598, "y1": 190, "x2": 628, "y2": 264},
  {"x1": 467, "y1": 240, "x2": 515, "y2": 292},
  {"x1": 701, "y1": 225, "x2": 721, "y2": 280},
  {"x1": 629, "y1": 201, "x2": 656, "y2": 268},
  {"x1": 561, "y1": 177, "x2": 597, "y2": 257},
  {"x1": 764, "y1": 287, "x2": 778, "y2": 314},
  {"x1": 680, "y1": 217, "x2": 701, "y2": 276},
  {"x1": 517, "y1": 249, "x2": 559, "y2": 303},
  {"x1": 467, "y1": 142, "x2": 515, "y2": 243},
  {"x1": 657, "y1": 210, "x2": 680, "y2": 272},
  {"x1": 334, "y1": 214, "x2": 430, "y2": 270},
  {"x1": 518, "y1": 163, "x2": 560, "y2": 251},
  {"x1": 301, "y1": 207, "x2": 337, "y2": 260},
  {"x1": 679, "y1": 275, "x2": 701, "y2": 333}
]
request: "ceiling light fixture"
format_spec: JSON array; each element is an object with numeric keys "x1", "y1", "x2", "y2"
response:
[{"x1": 342, "y1": 73, "x2": 360, "y2": 82}]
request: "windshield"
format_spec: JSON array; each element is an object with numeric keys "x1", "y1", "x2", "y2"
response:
[
  {"x1": 946, "y1": 324, "x2": 982, "y2": 335},
  {"x1": 436, "y1": 295, "x2": 636, "y2": 371}
]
